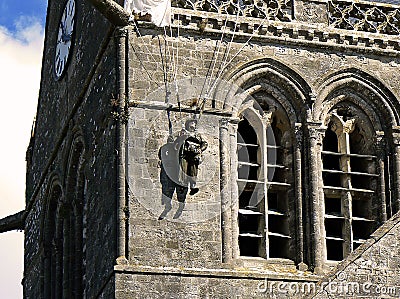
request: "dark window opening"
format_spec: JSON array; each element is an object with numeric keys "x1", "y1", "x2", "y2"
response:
[
  {"x1": 322, "y1": 154, "x2": 341, "y2": 171},
  {"x1": 238, "y1": 146, "x2": 258, "y2": 165},
  {"x1": 267, "y1": 192, "x2": 279, "y2": 211},
  {"x1": 238, "y1": 119, "x2": 258, "y2": 144},
  {"x1": 325, "y1": 218, "x2": 343, "y2": 239},
  {"x1": 239, "y1": 236, "x2": 262, "y2": 257},
  {"x1": 350, "y1": 157, "x2": 375, "y2": 174},
  {"x1": 325, "y1": 197, "x2": 342, "y2": 215},
  {"x1": 268, "y1": 191, "x2": 288, "y2": 213},
  {"x1": 352, "y1": 198, "x2": 372, "y2": 219},
  {"x1": 351, "y1": 175, "x2": 375, "y2": 190},
  {"x1": 352, "y1": 221, "x2": 374, "y2": 240},
  {"x1": 239, "y1": 213, "x2": 261, "y2": 235},
  {"x1": 239, "y1": 190, "x2": 256, "y2": 209},
  {"x1": 326, "y1": 239, "x2": 344, "y2": 261},
  {"x1": 237, "y1": 118, "x2": 264, "y2": 258},
  {"x1": 269, "y1": 235, "x2": 290, "y2": 259},
  {"x1": 322, "y1": 172, "x2": 342, "y2": 187},
  {"x1": 323, "y1": 128, "x2": 338, "y2": 152},
  {"x1": 268, "y1": 214, "x2": 289, "y2": 236},
  {"x1": 237, "y1": 103, "x2": 294, "y2": 261},
  {"x1": 271, "y1": 166, "x2": 286, "y2": 183}
]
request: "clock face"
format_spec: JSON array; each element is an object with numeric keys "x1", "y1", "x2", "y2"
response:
[{"x1": 54, "y1": 0, "x2": 76, "y2": 80}]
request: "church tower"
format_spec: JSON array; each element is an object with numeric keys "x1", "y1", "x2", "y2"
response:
[{"x1": 6, "y1": 0, "x2": 400, "y2": 297}]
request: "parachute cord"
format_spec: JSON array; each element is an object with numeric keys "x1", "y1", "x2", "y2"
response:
[
  {"x1": 198, "y1": 15, "x2": 229, "y2": 103},
  {"x1": 132, "y1": 21, "x2": 164, "y2": 73},
  {"x1": 204, "y1": 4, "x2": 241, "y2": 98},
  {"x1": 128, "y1": 39, "x2": 160, "y2": 88},
  {"x1": 198, "y1": 8, "x2": 240, "y2": 120},
  {"x1": 163, "y1": 26, "x2": 172, "y2": 82},
  {"x1": 158, "y1": 36, "x2": 173, "y2": 134},
  {"x1": 206, "y1": 15, "x2": 270, "y2": 108}
]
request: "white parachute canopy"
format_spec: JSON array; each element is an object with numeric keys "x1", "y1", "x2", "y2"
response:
[{"x1": 124, "y1": 0, "x2": 171, "y2": 27}]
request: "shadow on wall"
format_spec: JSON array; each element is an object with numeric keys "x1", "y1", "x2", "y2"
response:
[{"x1": 158, "y1": 119, "x2": 208, "y2": 220}]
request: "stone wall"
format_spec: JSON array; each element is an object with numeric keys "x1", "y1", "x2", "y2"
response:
[
  {"x1": 22, "y1": 0, "x2": 400, "y2": 297},
  {"x1": 114, "y1": 265, "x2": 320, "y2": 298},
  {"x1": 127, "y1": 109, "x2": 222, "y2": 268},
  {"x1": 311, "y1": 212, "x2": 400, "y2": 299},
  {"x1": 28, "y1": 0, "x2": 114, "y2": 197},
  {"x1": 24, "y1": 0, "x2": 120, "y2": 297}
]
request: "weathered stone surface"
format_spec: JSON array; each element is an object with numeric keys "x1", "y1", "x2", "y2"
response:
[
  {"x1": 18, "y1": 0, "x2": 400, "y2": 298},
  {"x1": 311, "y1": 212, "x2": 400, "y2": 299}
]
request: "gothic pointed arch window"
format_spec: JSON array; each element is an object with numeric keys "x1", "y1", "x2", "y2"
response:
[
  {"x1": 236, "y1": 99, "x2": 296, "y2": 260},
  {"x1": 42, "y1": 182, "x2": 62, "y2": 299},
  {"x1": 62, "y1": 138, "x2": 86, "y2": 298},
  {"x1": 43, "y1": 137, "x2": 86, "y2": 299},
  {"x1": 321, "y1": 104, "x2": 381, "y2": 261}
]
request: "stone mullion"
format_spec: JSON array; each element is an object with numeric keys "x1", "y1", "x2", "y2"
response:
[
  {"x1": 392, "y1": 131, "x2": 400, "y2": 214},
  {"x1": 376, "y1": 133, "x2": 388, "y2": 223},
  {"x1": 338, "y1": 129, "x2": 352, "y2": 257},
  {"x1": 341, "y1": 190, "x2": 352, "y2": 256},
  {"x1": 294, "y1": 124, "x2": 307, "y2": 270},
  {"x1": 74, "y1": 205, "x2": 83, "y2": 298},
  {"x1": 307, "y1": 124, "x2": 325, "y2": 272},
  {"x1": 229, "y1": 119, "x2": 240, "y2": 260},
  {"x1": 220, "y1": 118, "x2": 232, "y2": 263},
  {"x1": 55, "y1": 219, "x2": 64, "y2": 299},
  {"x1": 116, "y1": 27, "x2": 128, "y2": 264},
  {"x1": 42, "y1": 245, "x2": 51, "y2": 299},
  {"x1": 63, "y1": 215, "x2": 71, "y2": 299},
  {"x1": 261, "y1": 118, "x2": 270, "y2": 259}
]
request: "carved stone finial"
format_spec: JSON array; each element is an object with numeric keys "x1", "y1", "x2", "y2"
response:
[
  {"x1": 343, "y1": 118, "x2": 356, "y2": 134},
  {"x1": 262, "y1": 106, "x2": 276, "y2": 126}
]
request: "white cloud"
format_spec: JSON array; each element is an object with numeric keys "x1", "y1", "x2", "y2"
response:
[{"x1": 0, "y1": 18, "x2": 44, "y2": 298}]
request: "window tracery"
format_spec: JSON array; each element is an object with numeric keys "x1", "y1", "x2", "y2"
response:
[
  {"x1": 236, "y1": 99, "x2": 296, "y2": 260},
  {"x1": 172, "y1": 0, "x2": 293, "y2": 21},
  {"x1": 322, "y1": 106, "x2": 380, "y2": 261},
  {"x1": 328, "y1": 0, "x2": 400, "y2": 35}
]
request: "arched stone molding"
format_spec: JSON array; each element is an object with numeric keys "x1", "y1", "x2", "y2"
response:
[
  {"x1": 40, "y1": 175, "x2": 63, "y2": 244},
  {"x1": 62, "y1": 131, "x2": 86, "y2": 299},
  {"x1": 320, "y1": 92, "x2": 384, "y2": 133},
  {"x1": 217, "y1": 58, "x2": 313, "y2": 122},
  {"x1": 317, "y1": 90, "x2": 396, "y2": 266},
  {"x1": 226, "y1": 96, "x2": 306, "y2": 267},
  {"x1": 315, "y1": 68, "x2": 400, "y2": 129},
  {"x1": 65, "y1": 132, "x2": 86, "y2": 210},
  {"x1": 40, "y1": 174, "x2": 63, "y2": 299}
]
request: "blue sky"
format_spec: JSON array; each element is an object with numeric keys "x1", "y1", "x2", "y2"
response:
[
  {"x1": 0, "y1": 1, "x2": 47, "y2": 298},
  {"x1": 0, "y1": 0, "x2": 47, "y2": 32}
]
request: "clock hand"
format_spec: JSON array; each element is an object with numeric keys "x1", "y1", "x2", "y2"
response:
[
  {"x1": 60, "y1": 21, "x2": 66, "y2": 35},
  {"x1": 63, "y1": 33, "x2": 72, "y2": 42},
  {"x1": 60, "y1": 22, "x2": 72, "y2": 43}
]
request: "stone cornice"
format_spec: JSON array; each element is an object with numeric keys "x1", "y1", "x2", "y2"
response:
[{"x1": 164, "y1": 7, "x2": 400, "y2": 56}]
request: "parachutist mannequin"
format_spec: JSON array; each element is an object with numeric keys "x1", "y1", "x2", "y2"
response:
[
  {"x1": 157, "y1": 118, "x2": 207, "y2": 220},
  {"x1": 175, "y1": 119, "x2": 208, "y2": 196}
]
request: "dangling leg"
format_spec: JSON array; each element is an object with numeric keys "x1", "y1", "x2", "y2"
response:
[
  {"x1": 158, "y1": 174, "x2": 174, "y2": 220},
  {"x1": 189, "y1": 163, "x2": 199, "y2": 195},
  {"x1": 173, "y1": 186, "x2": 188, "y2": 219}
]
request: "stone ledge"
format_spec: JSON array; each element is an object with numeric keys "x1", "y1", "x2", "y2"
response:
[
  {"x1": 133, "y1": 9, "x2": 400, "y2": 56},
  {"x1": 128, "y1": 100, "x2": 233, "y2": 117},
  {"x1": 114, "y1": 264, "x2": 322, "y2": 281}
]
